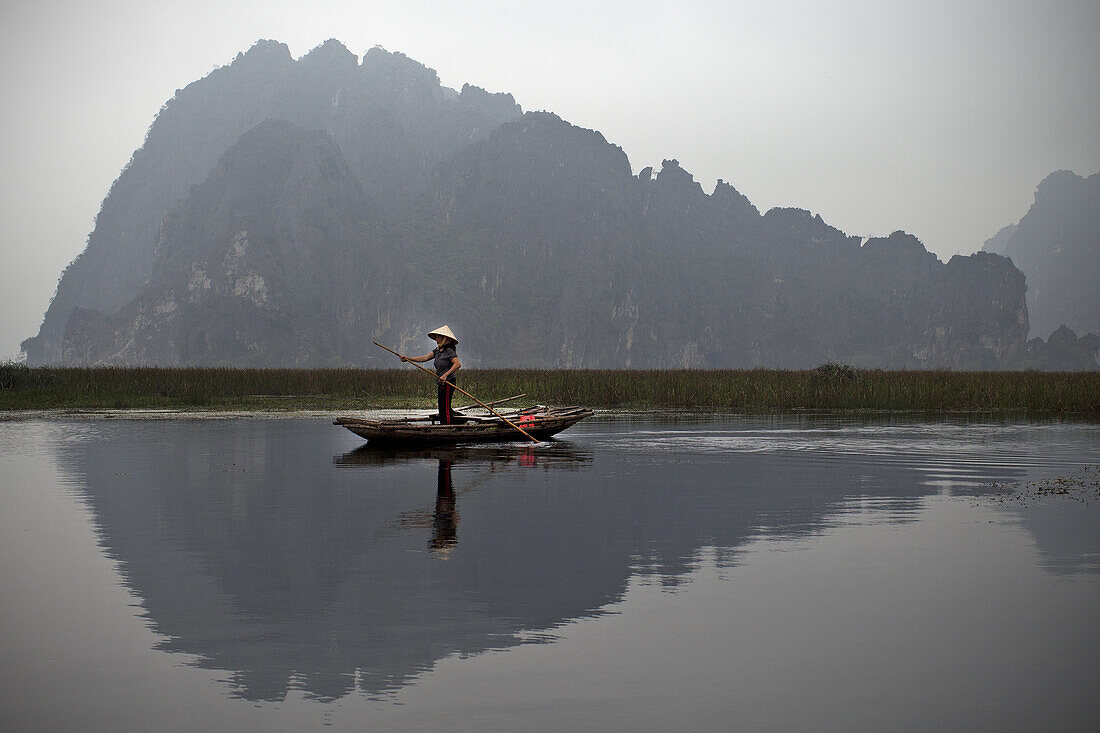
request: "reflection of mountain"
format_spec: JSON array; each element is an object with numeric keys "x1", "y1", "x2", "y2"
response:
[{"x1": 55, "y1": 418, "x2": 1092, "y2": 702}]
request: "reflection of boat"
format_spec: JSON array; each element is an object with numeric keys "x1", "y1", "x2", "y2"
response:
[
  {"x1": 334, "y1": 441, "x2": 591, "y2": 468},
  {"x1": 334, "y1": 406, "x2": 594, "y2": 445}
]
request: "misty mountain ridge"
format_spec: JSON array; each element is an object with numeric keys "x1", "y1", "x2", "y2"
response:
[
  {"x1": 22, "y1": 39, "x2": 1098, "y2": 369},
  {"x1": 981, "y1": 170, "x2": 1099, "y2": 339},
  {"x1": 24, "y1": 39, "x2": 519, "y2": 365}
]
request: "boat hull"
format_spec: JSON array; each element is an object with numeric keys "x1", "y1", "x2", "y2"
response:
[{"x1": 334, "y1": 407, "x2": 593, "y2": 445}]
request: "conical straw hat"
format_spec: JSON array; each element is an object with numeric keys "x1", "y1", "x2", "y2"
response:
[{"x1": 427, "y1": 325, "x2": 458, "y2": 344}]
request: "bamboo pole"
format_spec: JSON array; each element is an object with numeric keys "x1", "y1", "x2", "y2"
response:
[
  {"x1": 373, "y1": 341, "x2": 540, "y2": 443},
  {"x1": 456, "y1": 393, "x2": 526, "y2": 411}
]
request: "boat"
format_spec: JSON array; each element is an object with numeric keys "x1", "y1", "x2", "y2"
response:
[{"x1": 334, "y1": 405, "x2": 594, "y2": 445}]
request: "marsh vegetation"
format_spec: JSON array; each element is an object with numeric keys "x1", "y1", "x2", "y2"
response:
[{"x1": 1, "y1": 363, "x2": 1097, "y2": 413}]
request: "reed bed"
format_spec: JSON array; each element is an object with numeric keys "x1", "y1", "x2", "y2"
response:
[{"x1": 1, "y1": 364, "x2": 1097, "y2": 414}]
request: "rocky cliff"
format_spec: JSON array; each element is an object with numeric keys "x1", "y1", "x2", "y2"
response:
[
  {"x1": 1018, "y1": 325, "x2": 1099, "y2": 371},
  {"x1": 23, "y1": 39, "x2": 519, "y2": 365},
  {"x1": 62, "y1": 121, "x2": 381, "y2": 366},
  {"x1": 30, "y1": 40, "x2": 1034, "y2": 369},
  {"x1": 982, "y1": 170, "x2": 1099, "y2": 339}
]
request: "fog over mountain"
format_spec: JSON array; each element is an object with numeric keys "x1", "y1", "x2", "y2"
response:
[
  {"x1": 20, "y1": 40, "x2": 1094, "y2": 369},
  {"x1": 982, "y1": 171, "x2": 1099, "y2": 339},
  {"x1": 23, "y1": 41, "x2": 519, "y2": 367},
  {"x1": 979, "y1": 170, "x2": 1100, "y2": 371}
]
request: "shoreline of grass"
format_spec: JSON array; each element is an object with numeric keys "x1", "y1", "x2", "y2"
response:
[{"x1": 2, "y1": 365, "x2": 1097, "y2": 415}]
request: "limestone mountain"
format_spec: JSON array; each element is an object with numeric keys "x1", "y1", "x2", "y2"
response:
[
  {"x1": 23, "y1": 39, "x2": 519, "y2": 365},
  {"x1": 29, "y1": 40, "x2": 1038, "y2": 369},
  {"x1": 413, "y1": 113, "x2": 1028, "y2": 368},
  {"x1": 982, "y1": 170, "x2": 1100, "y2": 338},
  {"x1": 62, "y1": 121, "x2": 383, "y2": 365},
  {"x1": 1019, "y1": 325, "x2": 1099, "y2": 371}
]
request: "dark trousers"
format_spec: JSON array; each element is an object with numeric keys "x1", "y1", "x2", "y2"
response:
[{"x1": 437, "y1": 380, "x2": 455, "y2": 424}]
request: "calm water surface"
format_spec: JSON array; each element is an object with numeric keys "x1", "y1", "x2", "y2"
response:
[{"x1": 1, "y1": 414, "x2": 1098, "y2": 731}]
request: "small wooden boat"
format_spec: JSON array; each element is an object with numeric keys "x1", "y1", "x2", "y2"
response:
[{"x1": 334, "y1": 406, "x2": 594, "y2": 445}]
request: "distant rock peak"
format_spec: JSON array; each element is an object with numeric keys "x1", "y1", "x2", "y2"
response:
[
  {"x1": 361, "y1": 45, "x2": 441, "y2": 82},
  {"x1": 458, "y1": 83, "x2": 521, "y2": 115},
  {"x1": 981, "y1": 168, "x2": 1098, "y2": 339},
  {"x1": 232, "y1": 39, "x2": 293, "y2": 68},
  {"x1": 654, "y1": 158, "x2": 704, "y2": 197},
  {"x1": 300, "y1": 39, "x2": 359, "y2": 70},
  {"x1": 712, "y1": 179, "x2": 759, "y2": 217},
  {"x1": 1035, "y1": 169, "x2": 1085, "y2": 198},
  {"x1": 860, "y1": 230, "x2": 939, "y2": 261},
  {"x1": 1023, "y1": 325, "x2": 1100, "y2": 371}
]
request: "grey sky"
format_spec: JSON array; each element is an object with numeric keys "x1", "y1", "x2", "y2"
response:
[{"x1": 2, "y1": 0, "x2": 1098, "y2": 360}]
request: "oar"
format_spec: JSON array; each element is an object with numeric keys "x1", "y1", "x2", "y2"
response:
[
  {"x1": 456, "y1": 393, "x2": 526, "y2": 412},
  {"x1": 373, "y1": 341, "x2": 540, "y2": 443}
]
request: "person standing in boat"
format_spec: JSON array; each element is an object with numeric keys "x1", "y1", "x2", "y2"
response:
[{"x1": 401, "y1": 326, "x2": 462, "y2": 424}]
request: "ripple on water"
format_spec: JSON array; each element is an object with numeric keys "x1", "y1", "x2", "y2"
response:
[{"x1": 578, "y1": 419, "x2": 1100, "y2": 488}]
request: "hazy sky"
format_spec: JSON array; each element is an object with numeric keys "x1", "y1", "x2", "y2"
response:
[{"x1": 2, "y1": 0, "x2": 1098, "y2": 360}]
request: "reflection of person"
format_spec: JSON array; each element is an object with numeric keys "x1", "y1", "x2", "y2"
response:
[
  {"x1": 430, "y1": 458, "x2": 458, "y2": 555},
  {"x1": 401, "y1": 326, "x2": 462, "y2": 424}
]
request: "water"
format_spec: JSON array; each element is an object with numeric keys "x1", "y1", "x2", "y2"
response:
[{"x1": 1, "y1": 414, "x2": 1098, "y2": 731}]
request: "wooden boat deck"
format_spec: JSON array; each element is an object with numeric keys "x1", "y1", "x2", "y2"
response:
[{"x1": 334, "y1": 406, "x2": 594, "y2": 445}]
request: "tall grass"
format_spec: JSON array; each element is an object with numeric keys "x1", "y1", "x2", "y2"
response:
[
  {"x1": 1, "y1": 364, "x2": 1097, "y2": 413},
  {"x1": 459, "y1": 368, "x2": 1099, "y2": 413}
]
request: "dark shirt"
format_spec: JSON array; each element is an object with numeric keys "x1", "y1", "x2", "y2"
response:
[{"x1": 433, "y1": 345, "x2": 458, "y2": 382}]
